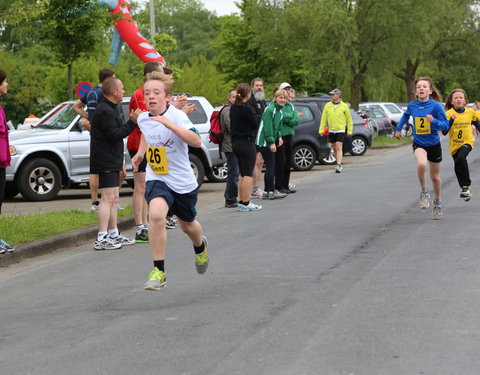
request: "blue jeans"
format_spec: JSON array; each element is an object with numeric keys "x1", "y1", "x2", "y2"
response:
[{"x1": 224, "y1": 152, "x2": 239, "y2": 204}]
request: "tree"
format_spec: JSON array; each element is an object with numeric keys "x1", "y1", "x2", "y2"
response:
[{"x1": 8, "y1": 0, "x2": 112, "y2": 99}]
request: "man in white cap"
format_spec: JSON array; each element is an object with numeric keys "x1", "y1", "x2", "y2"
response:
[{"x1": 318, "y1": 88, "x2": 353, "y2": 173}]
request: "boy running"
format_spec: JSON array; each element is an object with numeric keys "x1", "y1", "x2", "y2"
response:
[{"x1": 131, "y1": 71, "x2": 208, "y2": 290}]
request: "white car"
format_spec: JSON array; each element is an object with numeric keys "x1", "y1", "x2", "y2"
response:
[
  {"x1": 6, "y1": 95, "x2": 225, "y2": 201},
  {"x1": 359, "y1": 102, "x2": 413, "y2": 136}
]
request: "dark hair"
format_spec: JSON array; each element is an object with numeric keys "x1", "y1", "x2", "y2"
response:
[
  {"x1": 235, "y1": 83, "x2": 251, "y2": 106},
  {"x1": 415, "y1": 77, "x2": 442, "y2": 102},
  {"x1": 445, "y1": 88, "x2": 468, "y2": 110},
  {"x1": 102, "y1": 77, "x2": 120, "y2": 95},
  {"x1": 144, "y1": 62, "x2": 161, "y2": 75},
  {"x1": 0, "y1": 70, "x2": 6, "y2": 85},
  {"x1": 99, "y1": 68, "x2": 115, "y2": 83}
]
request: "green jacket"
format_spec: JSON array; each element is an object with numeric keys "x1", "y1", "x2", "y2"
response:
[
  {"x1": 255, "y1": 101, "x2": 283, "y2": 147},
  {"x1": 280, "y1": 102, "x2": 299, "y2": 137},
  {"x1": 319, "y1": 101, "x2": 353, "y2": 134}
]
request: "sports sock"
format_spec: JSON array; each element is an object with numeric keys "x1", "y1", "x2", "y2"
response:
[
  {"x1": 433, "y1": 198, "x2": 441, "y2": 206},
  {"x1": 108, "y1": 228, "x2": 119, "y2": 238},
  {"x1": 194, "y1": 241, "x2": 205, "y2": 254},
  {"x1": 97, "y1": 232, "x2": 107, "y2": 242},
  {"x1": 136, "y1": 225, "x2": 143, "y2": 234},
  {"x1": 422, "y1": 187, "x2": 429, "y2": 194},
  {"x1": 154, "y1": 260, "x2": 165, "y2": 272}
]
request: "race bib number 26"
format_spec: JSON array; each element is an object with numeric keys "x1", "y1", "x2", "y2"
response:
[
  {"x1": 415, "y1": 117, "x2": 431, "y2": 135},
  {"x1": 147, "y1": 146, "x2": 169, "y2": 174}
]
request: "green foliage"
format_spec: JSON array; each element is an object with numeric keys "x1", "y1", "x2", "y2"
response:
[{"x1": 174, "y1": 56, "x2": 234, "y2": 106}]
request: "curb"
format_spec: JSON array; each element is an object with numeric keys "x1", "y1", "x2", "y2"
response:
[{"x1": 0, "y1": 215, "x2": 135, "y2": 268}]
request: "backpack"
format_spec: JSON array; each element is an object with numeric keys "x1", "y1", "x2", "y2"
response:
[{"x1": 209, "y1": 105, "x2": 231, "y2": 144}]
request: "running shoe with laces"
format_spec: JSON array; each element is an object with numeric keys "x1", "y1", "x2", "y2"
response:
[
  {"x1": 135, "y1": 228, "x2": 149, "y2": 243},
  {"x1": 432, "y1": 204, "x2": 442, "y2": 220},
  {"x1": 0, "y1": 239, "x2": 16, "y2": 252},
  {"x1": 0, "y1": 243, "x2": 6, "y2": 254},
  {"x1": 195, "y1": 236, "x2": 209, "y2": 274},
  {"x1": 144, "y1": 267, "x2": 167, "y2": 290},
  {"x1": 166, "y1": 216, "x2": 177, "y2": 229},
  {"x1": 110, "y1": 234, "x2": 135, "y2": 246},
  {"x1": 251, "y1": 188, "x2": 264, "y2": 199},
  {"x1": 418, "y1": 191, "x2": 430, "y2": 209},
  {"x1": 335, "y1": 164, "x2": 343, "y2": 173},
  {"x1": 273, "y1": 190, "x2": 287, "y2": 199},
  {"x1": 460, "y1": 186, "x2": 472, "y2": 201},
  {"x1": 93, "y1": 237, "x2": 122, "y2": 250},
  {"x1": 90, "y1": 201, "x2": 100, "y2": 212}
]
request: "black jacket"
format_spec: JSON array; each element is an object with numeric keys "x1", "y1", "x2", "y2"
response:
[
  {"x1": 246, "y1": 95, "x2": 267, "y2": 125},
  {"x1": 90, "y1": 97, "x2": 136, "y2": 174},
  {"x1": 230, "y1": 103, "x2": 259, "y2": 143}
]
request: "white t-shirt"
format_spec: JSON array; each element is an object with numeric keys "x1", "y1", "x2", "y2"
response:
[{"x1": 137, "y1": 105, "x2": 198, "y2": 194}]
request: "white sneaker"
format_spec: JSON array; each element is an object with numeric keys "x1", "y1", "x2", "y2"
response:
[
  {"x1": 90, "y1": 201, "x2": 99, "y2": 212},
  {"x1": 418, "y1": 191, "x2": 430, "y2": 209},
  {"x1": 110, "y1": 234, "x2": 135, "y2": 246},
  {"x1": 432, "y1": 205, "x2": 442, "y2": 220}
]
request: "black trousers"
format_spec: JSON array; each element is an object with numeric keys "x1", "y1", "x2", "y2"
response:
[
  {"x1": 452, "y1": 144, "x2": 472, "y2": 188},
  {"x1": 0, "y1": 168, "x2": 5, "y2": 214},
  {"x1": 275, "y1": 135, "x2": 293, "y2": 191}
]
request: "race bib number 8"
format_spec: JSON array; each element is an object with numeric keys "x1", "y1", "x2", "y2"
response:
[
  {"x1": 415, "y1": 117, "x2": 431, "y2": 135},
  {"x1": 147, "y1": 146, "x2": 169, "y2": 174}
]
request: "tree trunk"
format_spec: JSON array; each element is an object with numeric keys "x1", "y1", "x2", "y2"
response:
[
  {"x1": 68, "y1": 63, "x2": 73, "y2": 101},
  {"x1": 395, "y1": 59, "x2": 419, "y2": 102},
  {"x1": 349, "y1": 73, "x2": 364, "y2": 110}
]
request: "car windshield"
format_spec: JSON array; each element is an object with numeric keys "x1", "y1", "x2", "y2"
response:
[
  {"x1": 34, "y1": 103, "x2": 78, "y2": 130},
  {"x1": 385, "y1": 104, "x2": 401, "y2": 114}
]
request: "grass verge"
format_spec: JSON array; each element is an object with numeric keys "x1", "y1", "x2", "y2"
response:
[
  {"x1": 1, "y1": 206, "x2": 133, "y2": 246},
  {"x1": 372, "y1": 135, "x2": 412, "y2": 147}
]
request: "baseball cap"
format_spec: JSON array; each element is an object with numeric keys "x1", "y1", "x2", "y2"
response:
[
  {"x1": 279, "y1": 82, "x2": 292, "y2": 90},
  {"x1": 328, "y1": 89, "x2": 341, "y2": 95}
]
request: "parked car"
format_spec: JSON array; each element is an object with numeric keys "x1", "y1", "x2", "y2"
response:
[
  {"x1": 358, "y1": 107, "x2": 394, "y2": 137},
  {"x1": 290, "y1": 98, "x2": 372, "y2": 171},
  {"x1": 6, "y1": 95, "x2": 225, "y2": 201},
  {"x1": 359, "y1": 101, "x2": 413, "y2": 136}
]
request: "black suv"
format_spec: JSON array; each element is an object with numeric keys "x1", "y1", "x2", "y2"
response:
[{"x1": 290, "y1": 96, "x2": 372, "y2": 170}]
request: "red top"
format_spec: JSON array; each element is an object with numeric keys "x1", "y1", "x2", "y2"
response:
[{"x1": 127, "y1": 86, "x2": 147, "y2": 151}]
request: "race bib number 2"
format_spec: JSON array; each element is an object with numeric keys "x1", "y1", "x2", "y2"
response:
[
  {"x1": 147, "y1": 146, "x2": 169, "y2": 174},
  {"x1": 415, "y1": 117, "x2": 431, "y2": 135}
]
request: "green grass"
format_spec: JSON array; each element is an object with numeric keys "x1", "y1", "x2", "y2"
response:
[
  {"x1": 372, "y1": 135, "x2": 412, "y2": 147},
  {"x1": 1, "y1": 206, "x2": 133, "y2": 246}
]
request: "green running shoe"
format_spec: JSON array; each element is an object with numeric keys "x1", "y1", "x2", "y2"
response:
[
  {"x1": 144, "y1": 267, "x2": 166, "y2": 290},
  {"x1": 135, "y1": 229, "x2": 149, "y2": 243},
  {"x1": 195, "y1": 236, "x2": 209, "y2": 274}
]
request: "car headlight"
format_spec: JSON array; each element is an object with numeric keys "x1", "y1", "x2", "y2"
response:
[{"x1": 9, "y1": 145, "x2": 16, "y2": 155}]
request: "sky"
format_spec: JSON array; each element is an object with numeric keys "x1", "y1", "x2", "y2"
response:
[{"x1": 200, "y1": 0, "x2": 239, "y2": 16}]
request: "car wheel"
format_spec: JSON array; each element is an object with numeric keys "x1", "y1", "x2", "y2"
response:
[
  {"x1": 207, "y1": 162, "x2": 228, "y2": 182},
  {"x1": 403, "y1": 123, "x2": 413, "y2": 137},
  {"x1": 350, "y1": 136, "x2": 367, "y2": 156},
  {"x1": 17, "y1": 158, "x2": 62, "y2": 201},
  {"x1": 4, "y1": 182, "x2": 19, "y2": 199},
  {"x1": 189, "y1": 154, "x2": 205, "y2": 187},
  {"x1": 319, "y1": 148, "x2": 336, "y2": 165},
  {"x1": 292, "y1": 144, "x2": 317, "y2": 171}
]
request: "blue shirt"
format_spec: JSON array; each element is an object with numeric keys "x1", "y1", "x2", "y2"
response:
[
  {"x1": 396, "y1": 99, "x2": 449, "y2": 147},
  {"x1": 80, "y1": 86, "x2": 103, "y2": 121}
]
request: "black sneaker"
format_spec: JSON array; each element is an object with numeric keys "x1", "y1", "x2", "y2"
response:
[{"x1": 135, "y1": 229, "x2": 149, "y2": 243}]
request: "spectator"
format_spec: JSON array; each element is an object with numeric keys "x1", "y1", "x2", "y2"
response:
[
  {"x1": 90, "y1": 77, "x2": 141, "y2": 250},
  {"x1": 73, "y1": 68, "x2": 115, "y2": 212},
  {"x1": 275, "y1": 82, "x2": 299, "y2": 193},
  {"x1": 255, "y1": 89, "x2": 288, "y2": 200},
  {"x1": 231, "y1": 83, "x2": 262, "y2": 211},
  {"x1": 246, "y1": 77, "x2": 268, "y2": 198},
  {"x1": 220, "y1": 89, "x2": 239, "y2": 208},
  {"x1": 319, "y1": 88, "x2": 353, "y2": 173},
  {"x1": 0, "y1": 70, "x2": 15, "y2": 253}
]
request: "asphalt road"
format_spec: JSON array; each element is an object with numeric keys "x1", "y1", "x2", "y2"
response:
[{"x1": 3, "y1": 141, "x2": 480, "y2": 374}]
